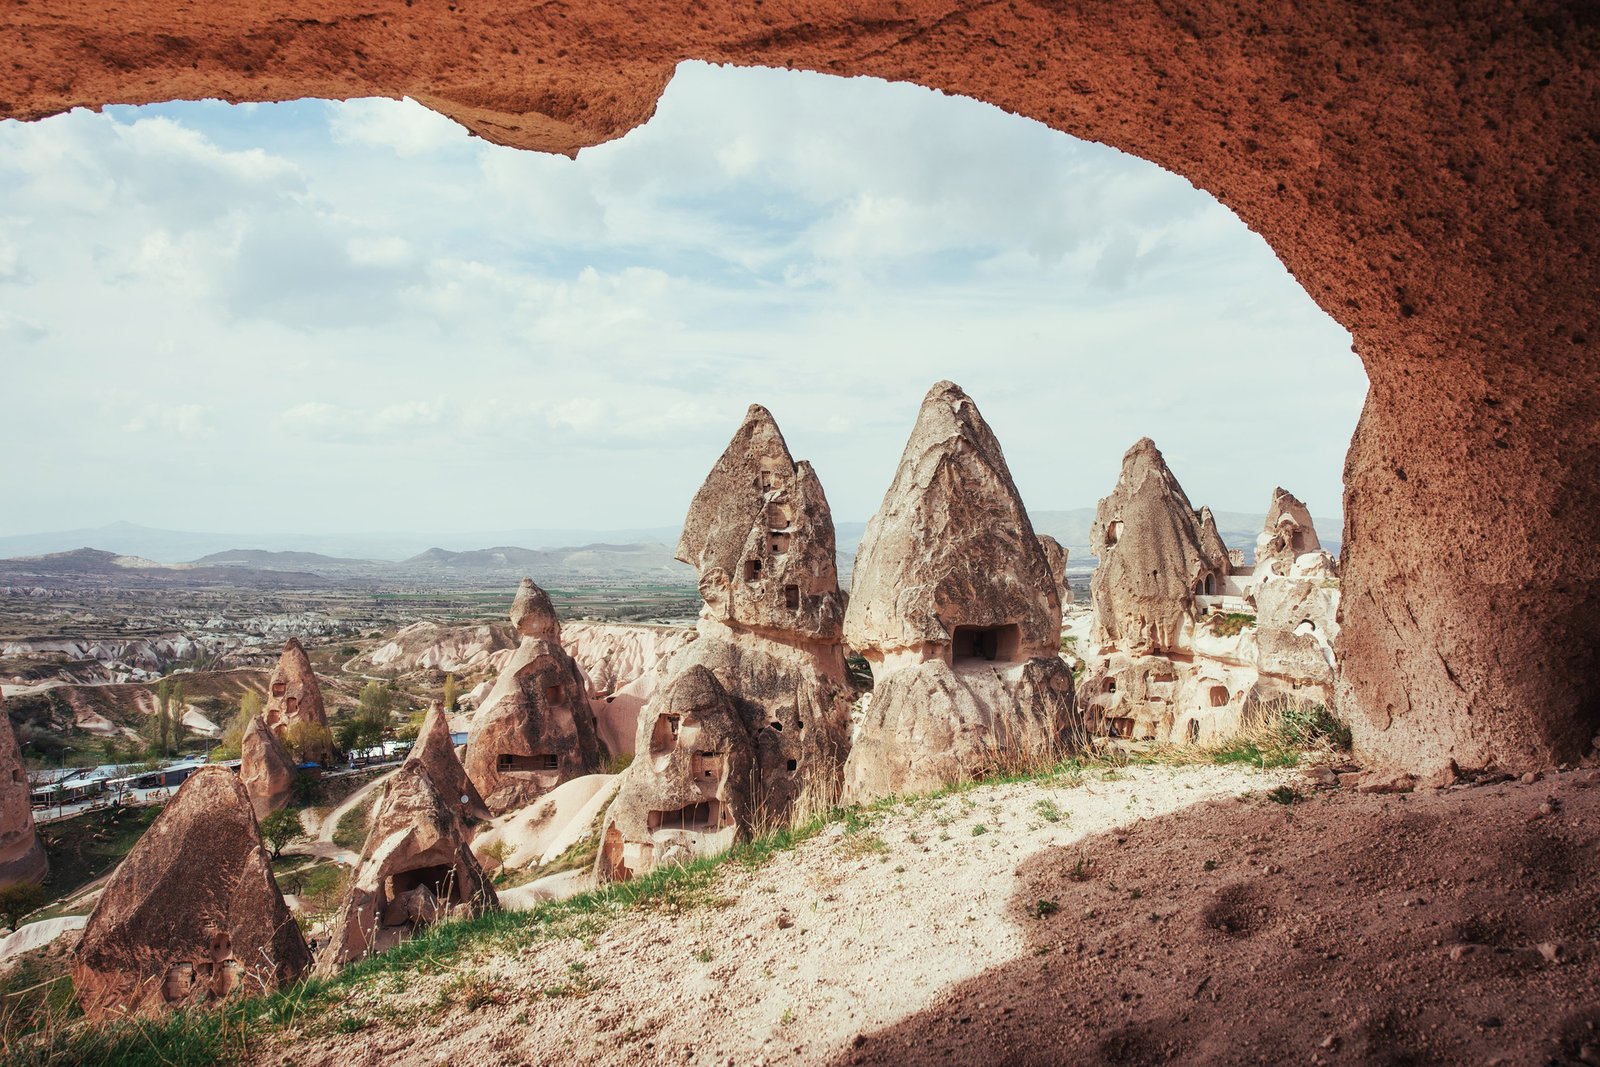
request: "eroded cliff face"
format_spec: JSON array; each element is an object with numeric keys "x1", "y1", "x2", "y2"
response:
[
  {"x1": 0, "y1": 695, "x2": 46, "y2": 886},
  {"x1": 1, "y1": 1, "x2": 1594, "y2": 772}
]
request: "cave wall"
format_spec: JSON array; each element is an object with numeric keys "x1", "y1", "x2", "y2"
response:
[{"x1": 2, "y1": 0, "x2": 1596, "y2": 772}]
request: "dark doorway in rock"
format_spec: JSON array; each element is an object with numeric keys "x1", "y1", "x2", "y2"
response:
[
  {"x1": 952, "y1": 623, "x2": 1022, "y2": 663},
  {"x1": 1108, "y1": 717, "x2": 1135, "y2": 739},
  {"x1": 649, "y1": 800, "x2": 719, "y2": 831},
  {"x1": 744, "y1": 559, "x2": 762, "y2": 581},
  {"x1": 785, "y1": 584, "x2": 800, "y2": 609},
  {"x1": 498, "y1": 752, "x2": 559, "y2": 772}
]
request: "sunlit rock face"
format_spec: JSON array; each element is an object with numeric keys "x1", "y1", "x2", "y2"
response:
[
  {"x1": 844, "y1": 382, "x2": 1076, "y2": 802},
  {"x1": 464, "y1": 579, "x2": 602, "y2": 815},
  {"x1": 667, "y1": 405, "x2": 855, "y2": 822},
  {"x1": 72, "y1": 768, "x2": 310, "y2": 1019},
  {"x1": 317, "y1": 745, "x2": 497, "y2": 973},
  {"x1": 1255, "y1": 487, "x2": 1326, "y2": 578},
  {"x1": 563, "y1": 621, "x2": 698, "y2": 758},
  {"x1": 262, "y1": 637, "x2": 335, "y2": 764},
  {"x1": 1039, "y1": 535, "x2": 1071, "y2": 611},
  {"x1": 0, "y1": 695, "x2": 46, "y2": 886},
  {"x1": 240, "y1": 714, "x2": 295, "y2": 819},
  {"x1": 596, "y1": 665, "x2": 756, "y2": 883}
]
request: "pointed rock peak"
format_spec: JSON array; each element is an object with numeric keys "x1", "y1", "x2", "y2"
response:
[
  {"x1": 72, "y1": 767, "x2": 310, "y2": 1018},
  {"x1": 240, "y1": 715, "x2": 295, "y2": 819},
  {"x1": 510, "y1": 577, "x2": 561, "y2": 641},
  {"x1": 408, "y1": 703, "x2": 490, "y2": 823},
  {"x1": 277, "y1": 637, "x2": 314, "y2": 675},
  {"x1": 1256, "y1": 486, "x2": 1323, "y2": 573},
  {"x1": 264, "y1": 637, "x2": 331, "y2": 763}
]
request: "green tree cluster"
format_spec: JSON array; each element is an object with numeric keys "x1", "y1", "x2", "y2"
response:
[
  {"x1": 210, "y1": 689, "x2": 263, "y2": 762},
  {"x1": 334, "y1": 681, "x2": 396, "y2": 754},
  {"x1": 142, "y1": 679, "x2": 186, "y2": 759}
]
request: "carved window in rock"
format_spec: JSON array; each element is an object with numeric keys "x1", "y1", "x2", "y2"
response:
[
  {"x1": 1105, "y1": 521, "x2": 1124, "y2": 547},
  {"x1": 1101, "y1": 677, "x2": 1117, "y2": 694},
  {"x1": 784, "y1": 584, "x2": 800, "y2": 610},
  {"x1": 649, "y1": 714, "x2": 682, "y2": 761},
  {"x1": 543, "y1": 683, "x2": 563, "y2": 704},
  {"x1": 1203, "y1": 574, "x2": 1216, "y2": 596},
  {"x1": 744, "y1": 559, "x2": 763, "y2": 581},
  {"x1": 1107, "y1": 717, "x2": 1135, "y2": 739},
  {"x1": 284, "y1": 696, "x2": 299, "y2": 716},
  {"x1": 770, "y1": 532, "x2": 792, "y2": 555},
  {"x1": 1208, "y1": 685, "x2": 1230, "y2": 707},
  {"x1": 691, "y1": 751, "x2": 725, "y2": 782},
  {"x1": 498, "y1": 752, "x2": 559, "y2": 772},
  {"x1": 951, "y1": 623, "x2": 1022, "y2": 664},
  {"x1": 649, "y1": 800, "x2": 720, "y2": 832},
  {"x1": 1185, "y1": 719, "x2": 1201, "y2": 743},
  {"x1": 271, "y1": 682, "x2": 287, "y2": 698}
]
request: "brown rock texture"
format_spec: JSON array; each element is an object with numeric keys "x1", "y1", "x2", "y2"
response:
[
  {"x1": 510, "y1": 577, "x2": 561, "y2": 641},
  {"x1": 0, "y1": 2, "x2": 1594, "y2": 774},
  {"x1": 239, "y1": 714, "x2": 295, "y2": 820},
  {"x1": 0, "y1": 695, "x2": 46, "y2": 886},
  {"x1": 412, "y1": 703, "x2": 490, "y2": 824},
  {"x1": 262, "y1": 638, "x2": 334, "y2": 764},
  {"x1": 71, "y1": 766, "x2": 309, "y2": 1019},
  {"x1": 596, "y1": 665, "x2": 755, "y2": 883},
  {"x1": 464, "y1": 581, "x2": 602, "y2": 814},
  {"x1": 1038, "y1": 534, "x2": 1071, "y2": 611},
  {"x1": 1255, "y1": 487, "x2": 1325, "y2": 577},
  {"x1": 668, "y1": 404, "x2": 854, "y2": 821},
  {"x1": 844, "y1": 381, "x2": 1075, "y2": 800},
  {"x1": 317, "y1": 754, "x2": 497, "y2": 973},
  {"x1": 1090, "y1": 438, "x2": 1232, "y2": 655}
]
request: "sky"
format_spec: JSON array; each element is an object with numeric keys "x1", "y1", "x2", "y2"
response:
[{"x1": 0, "y1": 61, "x2": 1365, "y2": 541}]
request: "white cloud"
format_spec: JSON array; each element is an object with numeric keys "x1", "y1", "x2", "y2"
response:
[{"x1": 328, "y1": 97, "x2": 470, "y2": 157}]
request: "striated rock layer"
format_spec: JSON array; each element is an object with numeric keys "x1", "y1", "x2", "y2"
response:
[
  {"x1": 596, "y1": 666, "x2": 756, "y2": 883},
  {"x1": 667, "y1": 405, "x2": 855, "y2": 821},
  {"x1": 464, "y1": 580, "x2": 602, "y2": 814},
  {"x1": 72, "y1": 767, "x2": 309, "y2": 1019},
  {"x1": 844, "y1": 382, "x2": 1075, "y2": 801},
  {"x1": 0, "y1": 695, "x2": 46, "y2": 886}
]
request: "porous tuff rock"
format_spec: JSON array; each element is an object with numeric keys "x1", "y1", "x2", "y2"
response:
[
  {"x1": 1039, "y1": 535, "x2": 1071, "y2": 611},
  {"x1": 0, "y1": 695, "x2": 46, "y2": 886},
  {"x1": 316, "y1": 759, "x2": 497, "y2": 973},
  {"x1": 847, "y1": 381, "x2": 1062, "y2": 666},
  {"x1": 1080, "y1": 652, "x2": 1255, "y2": 746},
  {"x1": 676, "y1": 404, "x2": 847, "y2": 644},
  {"x1": 465, "y1": 586, "x2": 602, "y2": 815},
  {"x1": 596, "y1": 666, "x2": 755, "y2": 883},
  {"x1": 412, "y1": 702, "x2": 490, "y2": 824},
  {"x1": 844, "y1": 382, "x2": 1075, "y2": 802},
  {"x1": 72, "y1": 767, "x2": 309, "y2": 1019},
  {"x1": 262, "y1": 638, "x2": 334, "y2": 764},
  {"x1": 1089, "y1": 439, "x2": 1231, "y2": 655},
  {"x1": 564, "y1": 621, "x2": 698, "y2": 758},
  {"x1": 2, "y1": 0, "x2": 1594, "y2": 777},
  {"x1": 239, "y1": 714, "x2": 295, "y2": 819},
  {"x1": 510, "y1": 577, "x2": 561, "y2": 642},
  {"x1": 1255, "y1": 487, "x2": 1326, "y2": 577},
  {"x1": 1252, "y1": 575, "x2": 1339, "y2": 688},
  {"x1": 668, "y1": 405, "x2": 854, "y2": 821}
]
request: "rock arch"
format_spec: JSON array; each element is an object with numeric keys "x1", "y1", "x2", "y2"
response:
[{"x1": 2, "y1": 2, "x2": 1595, "y2": 774}]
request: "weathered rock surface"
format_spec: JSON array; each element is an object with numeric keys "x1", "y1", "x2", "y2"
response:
[
  {"x1": 239, "y1": 714, "x2": 295, "y2": 819},
  {"x1": 262, "y1": 638, "x2": 334, "y2": 764},
  {"x1": 1089, "y1": 438, "x2": 1231, "y2": 655},
  {"x1": 464, "y1": 581, "x2": 602, "y2": 814},
  {"x1": 511, "y1": 577, "x2": 562, "y2": 641},
  {"x1": 358, "y1": 621, "x2": 519, "y2": 676},
  {"x1": 597, "y1": 666, "x2": 755, "y2": 882},
  {"x1": 668, "y1": 405, "x2": 855, "y2": 820},
  {"x1": 72, "y1": 767, "x2": 309, "y2": 1018},
  {"x1": 412, "y1": 703, "x2": 490, "y2": 824},
  {"x1": 1255, "y1": 487, "x2": 1325, "y2": 578},
  {"x1": 844, "y1": 382, "x2": 1075, "y2": 801},
  {"x1": 563, "y1": 621, "x2": 697, "y2": 757},
  {"x1": 0, "y1": 695, "x2": 46, "y2": 886},
  {"x1": 1038, "y1": 535, "x2": 1071, "y2": 611},
  {"x1": 318, "y1": 753, "x2": 497, "y2": 972}
]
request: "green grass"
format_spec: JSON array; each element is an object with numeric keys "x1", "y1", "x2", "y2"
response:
[
  {"x1": 331, "y1": 802, "x2": 372, "y2": 852},
  {"x1": 31, "y1": 806, "x2": 162, "y2": 916},
  {"x1": 1207, "y1": 612, "x2": 1257, "y2": 638}
]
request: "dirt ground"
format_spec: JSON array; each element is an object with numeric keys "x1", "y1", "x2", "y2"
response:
[{"x1": 257, "y1": 764, "x2": 1600, "y2": 1066}]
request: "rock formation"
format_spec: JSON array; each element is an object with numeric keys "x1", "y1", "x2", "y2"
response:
[
  {"x1": 563, "y1": 621, "x2": 697, "y2": 758},
  {"x1": 72, "y1": 767, "x2": 309, "y2": 1019},
  {"x1": 844, "y1": 382, "x2": 1076, "y2": 801},
  {"x1": 1089, "y1": 439, "x2": 1232, "y2": 655},
  {"x1": 464, "y1": 579, "x2": 602, "y2": 814},
  {"x1": 1082, "y1": 457, "x2": 1342, "y2": 745},
  {"x1": 666, "y1": 404, "x2": 855, "y2": 821},
  {"x1": 317, "y1": 748, "x2": 497, "y2": 972},
  {"x1": 412, "y1": 703, "x2": 490, "y2": 823},
  {"x1": 0, "y1": 695, "x2": 46, "y2": 886},
  {"x1": 596, "y1": 666, "x2": 755, "y2": 882},
  {"x1": 262, "y1": 638, "x2": 334, "y2": 765},
  {"x1": 1038, "y1": 535, "x2": 1071, "y2": 610},
  {"x1": 239, "y1": 714, "x2": 295, "y2": 819}
]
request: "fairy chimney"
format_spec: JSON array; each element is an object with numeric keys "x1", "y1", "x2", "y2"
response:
[
  {"x1": 596, "y1": 666, "x2": 756, "y2": 883},
  {"x1": 842, "y1": 382, "x2": 1076, "y2": 801},
  {"x1": 0, "y1": 695, "x2": 46, "y2": 886},
  {"x1": 464, "y1": 579, "x2": 601, "y2": 814},
  {"x1": 412, "y1": 703, "x2": 490, "y2": 823},
  {"x1": 239, "y1": 715, "x2": 295, "y2": 819},
  {"x1": 1255, "y1": 487, "x2": 1328, "y2": 577},
  {"x1": 667, "y1": 404, "x2": 855, "y2": 821},
  {"x1": 72, "y1": 767, "x2": 310, "y2": 1019},
  {"x1": 510, "y1": 577, "x2": 561, "y2": 641},
  {"x1": 1089, "y1": 439, "x2": 1232, "y2": 654},
  {"x1": 1039, "y1": 534, "x2": 1071, "y2": 611},
  {"x1": 262, "y1": 638, "x2": 334, "y2": 764}
]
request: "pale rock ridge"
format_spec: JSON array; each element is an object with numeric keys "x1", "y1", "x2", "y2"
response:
[
  {"x1": 1255, "y1": 487, "x2": 1328, "y2": 578},
  {"x1": 71, "y1": 767, "x2": 309, "y2": 1019},
  {"x1": 843, "y1": 382, "x2": 1076, "y2": 802},
  {"x1": 464, "y1": 579, "x2": 602, "y2": 814},
  {"x1": 0, "y1": 695, "x2": 46, "y2": 886},
  {"x1": 563, "y1": 621, "x2": 698, "y2": 758},
  {"x1": 596, "y1": 665, "x2": 756, "y2": 882}
]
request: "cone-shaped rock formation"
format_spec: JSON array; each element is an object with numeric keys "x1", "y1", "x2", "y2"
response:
[
  {"x1": 262, "y1": 638, "x2": 334, "y2": 765},
  {"x1": 844, "y1": 382, "x2": 1075, "y2": 801},
  {"x1": 596, "y1": 665, "x2": 755, "y2": 883},
  {"x1": 510, "y1": 577, "x2": 562, "y2": 641},
  {"x1": 72, "y1": 767, "x2": 309, "y2": 1019},
  {"x1": 465, "y1": 579, "x2": 601, "y2": 814},
  {"x1": 1255, "y1": 487, "x2": 1327, "y2": 577},
  {"x1": 240, "y1": 715, "x2": 295, "y2": 819},
  {"x1": 317, "y1": 744, "x2": 497, "y2": 973},
  {"x1": 413, "y1": 703, "x2": 490, "y2": 823},
  {"x1": 0, "y1": 695, "x2": 46, "y2": 886},
  {"x1": 667, "y1": 405, "x2": 854, "y2": 821}
]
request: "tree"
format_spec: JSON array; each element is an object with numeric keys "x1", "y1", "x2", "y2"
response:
[
  {"x1": 212, "y1": 689, "x2": 263, "y2": 762},
  {"x1": 258, "y1": 808, "x2": 304, "y2": 860},
  {"x1": 282, "y1": 722, "x2": 334, "y2": 765},
  {"x1": 358, "y1": 681, "x2": 397, "y2": 720},
  {"x1": 443, "y1": 674, "x2": 458, "y2": 713},
  {"x1": 0, "y1": 883, "x2": 45, "y2": 931}
]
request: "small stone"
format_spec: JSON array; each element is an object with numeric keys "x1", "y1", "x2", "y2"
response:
[
  {"x1": 1521, "y1": 771, "x2": 1538, "y2": 785},
  {"x1": 1538, "y1": 942, "x2": 1563, "y2": 963},
  {"x1": 1449, "y1": 944, "x2": 1475, "y2": 961},
  {"x1": 1319, "y1": 1034, "x2": 1337, "y2": 1050},
  {"x1": 776, "y1": 912, "x2": 795, "y2": 930}
]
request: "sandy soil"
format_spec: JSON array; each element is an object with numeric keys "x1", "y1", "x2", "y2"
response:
[{"x1": 258, "y1": 762, "x2": 1297, "y2": 1065}]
